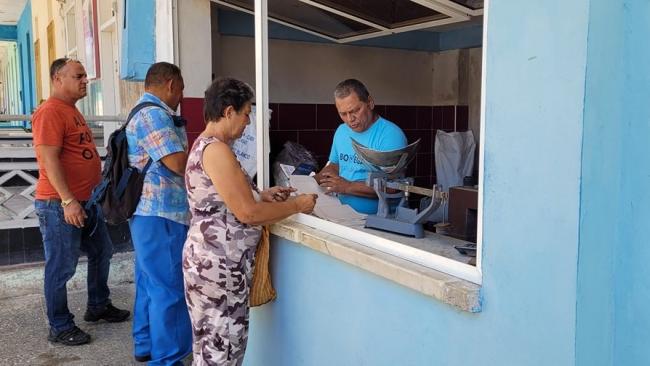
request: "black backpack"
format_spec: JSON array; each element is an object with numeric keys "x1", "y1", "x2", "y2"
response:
[{"x1": 87, "y1": 102, "x2": 163, "y2": 225}]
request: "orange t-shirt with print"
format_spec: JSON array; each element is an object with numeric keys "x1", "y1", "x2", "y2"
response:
[{"x1": 32, "y1": 97, "x2": 101, "y2": 200}]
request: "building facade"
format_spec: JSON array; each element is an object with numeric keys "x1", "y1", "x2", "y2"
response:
[
  {"x1": 1, "y1": 1, "x2": 649, "y2": 365},
  {"x1": 133, "y1": 1, "x2": 650, "y2": 365}
]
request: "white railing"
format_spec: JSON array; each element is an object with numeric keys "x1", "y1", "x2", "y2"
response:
[{"x1": 0, "y1": 114, "x2": 122, "y2": 230}]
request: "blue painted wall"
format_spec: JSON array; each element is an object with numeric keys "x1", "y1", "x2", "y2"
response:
[
  {"x1": 576, "y1": 1, "x2": 623, "y2": 365},
  {"x1": 248, "y1": 238, "x2": 480, "y2": 366},
  {"x1": 217, "y1": 9, "x2": 481, "y2": 52},
  {"x1": 120, "y1": 0, "x2": 155, "y2": 80},
  {"x1": 479, "y1": 0, "x2": 590, "y2": 359},
  {"x1": 613, "y1": 0, "x2": 650, "y2": 364},
  {"x1": 577, "y1": 2, "x2": 650, "y2": 365},
  {"x1": 16, "y1": 0, "x2": 36, "y2": 115},
  {"x1": 0, "y1": 25, "x2": 17, "y2": 41},
  {"x1": 202, "y1": 0, "x2": 650, "y2": 364},
  {"x1": 245, "y1": 1, "x2": 593, "y2": 365}
]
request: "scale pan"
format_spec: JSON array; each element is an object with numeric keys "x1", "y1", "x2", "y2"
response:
[{"x1": 351, "y1": 138, "x2": 420, "y2": 174}]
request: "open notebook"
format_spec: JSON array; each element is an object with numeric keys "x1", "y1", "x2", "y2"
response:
[{"x1": 289, "y1": 175, "x2": 366, "y2": 227}]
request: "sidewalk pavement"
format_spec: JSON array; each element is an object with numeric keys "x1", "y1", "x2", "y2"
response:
[
  {"x1": 0, "y1": 252, "x2": 145, "y2": 365},
  {"x1": 0, "y1": 283, "x2": 140, "y2": 365}
]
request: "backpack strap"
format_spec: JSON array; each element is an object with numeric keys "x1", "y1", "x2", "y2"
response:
[
  {"x1": 123, "y1": 101, "x2": 165, "y2": 129},
  {"x1": 85, "y1": 102, "x2": 161, "y2": 210},
  {"x1": 115, "y1": 158, "x2": 154, "y2": 201},
  {"x1": 85, "y1": 102, "x2": 175, "y2": 216}
]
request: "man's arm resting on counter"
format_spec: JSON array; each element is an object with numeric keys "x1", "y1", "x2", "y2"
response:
[
  {"x1": 316, "y1": 163, "x2": 377, "y2": 198},
  {"x1": 342, "y1": 180, "x2": 377, "y2": 198}
]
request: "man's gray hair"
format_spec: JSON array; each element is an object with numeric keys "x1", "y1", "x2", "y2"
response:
[
  {"x1": 50, "y1": 58, "x2": 82, "y2": 80},
  {"x1": 334, "y1": 79, "x2": 370, "y2": 102}
]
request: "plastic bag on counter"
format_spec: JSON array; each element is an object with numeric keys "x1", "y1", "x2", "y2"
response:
[
  {"x1": 429, "y1": 130, "x2": 476, "y2": 222},
  {"x1": 272, "y1": 141, "x2": 319, "y2": 187},
  {"x1": 232, "y1": 106, "x2": 271, "y2": 178}
]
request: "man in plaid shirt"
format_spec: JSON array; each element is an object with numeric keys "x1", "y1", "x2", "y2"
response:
[{"x1": 125, "y1": 62, "x2": 191, "y2": 365}]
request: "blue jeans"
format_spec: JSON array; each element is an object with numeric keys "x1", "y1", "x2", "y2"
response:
[
  {"x1": 130, "y1": 215, "x2": 191, "y2": 366},
  {"x1": 35, "y1": 200, "x2": 113, "y2": 334}
]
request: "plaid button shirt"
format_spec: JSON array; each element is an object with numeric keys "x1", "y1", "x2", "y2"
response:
[{"x1": 126, "y1": 93, "x2": 189, "y2": 225}]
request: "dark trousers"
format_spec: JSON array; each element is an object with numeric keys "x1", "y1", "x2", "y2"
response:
[{"x1": 35, "y1": 200, "x2": 113, "y2": 334}]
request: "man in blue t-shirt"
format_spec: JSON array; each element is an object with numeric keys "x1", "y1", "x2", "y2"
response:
[{"x1": 315, "y1": 79, "x2": 407, "y2": 214}]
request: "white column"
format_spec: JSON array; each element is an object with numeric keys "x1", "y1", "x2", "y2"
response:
[
  {"x1": 155, "y1": 0, "x2": 175, "y2": 63},
  {"x1": 176, "y1": 0, "x2": 211, "y2": 98},
  {"x1": 254, "y1": 0, "x2": 270, "y2": 188}
]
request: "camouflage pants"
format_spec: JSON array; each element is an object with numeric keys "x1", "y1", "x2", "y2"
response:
[{"x1": 183, "y1": 228, "x2": 258, "y2": 366}]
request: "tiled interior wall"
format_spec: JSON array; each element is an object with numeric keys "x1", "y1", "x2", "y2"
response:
[
  {"x1": 0, "y1": 227, "x2": 44, "y2": 265},
  {"x1": 182, "y1": 97, "x2": 205, "y2": 145},
  {"x1": 182, "y1": 99, "x2": 471, "y2": 189},
  {"x1": 269, "y1": 103, "x2": 470, "y2": 189}
]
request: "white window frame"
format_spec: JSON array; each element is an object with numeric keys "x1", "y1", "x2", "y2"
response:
[
  {"x1": 253, "y1": 0, "x2": 488, "y2": 285},
  {"x1": 63, "y1": 1, "x2": 78, "y2": 58}
]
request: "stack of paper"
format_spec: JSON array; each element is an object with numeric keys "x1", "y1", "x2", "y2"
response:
[{"x1": 289, "y1": 175, "x2": 366, "y2": 227}]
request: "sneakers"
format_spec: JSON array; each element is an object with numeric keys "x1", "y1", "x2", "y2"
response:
[
  {"x1": 83, "y1": 303, "x2": 131, "y2": 323},
  {"x1": 134, "y1": 354, "x2": 152, "y2": 363},
  {"x1": 47, "y1": 304, "x2": 129, "y2": 346},
  {"x1": 48, "y1": 326, "x2": 91, "y2": 346}
]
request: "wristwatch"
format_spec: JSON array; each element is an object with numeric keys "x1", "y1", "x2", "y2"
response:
[{"x1": 61, "y1": 198, "x2": 75, "y2": 208}]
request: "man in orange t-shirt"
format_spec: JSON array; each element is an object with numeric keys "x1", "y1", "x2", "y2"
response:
[{"x1": 32, "y1": 58, "x2": 130, "y2": 346}]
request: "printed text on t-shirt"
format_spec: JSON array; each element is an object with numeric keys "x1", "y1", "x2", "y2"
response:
[{"x1": 339, "y1": 153, "x2": 363, "y2": 164}]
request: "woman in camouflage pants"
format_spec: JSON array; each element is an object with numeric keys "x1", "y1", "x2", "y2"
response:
[{"x1": 183, "y1": 78, "x2": 317, "y2": 366}]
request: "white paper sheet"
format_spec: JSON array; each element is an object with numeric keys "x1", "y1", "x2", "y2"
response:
[
  {"x1": 289, "y1": 175, "x2": 366, "y2": 226},
  {"x1": 279, "y1": 164, "x2": 296, "y2": 178}
]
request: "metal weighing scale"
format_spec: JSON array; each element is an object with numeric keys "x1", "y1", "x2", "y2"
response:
[{"x1": 351, "y1": 138, "x2": 446, "y2": 239}]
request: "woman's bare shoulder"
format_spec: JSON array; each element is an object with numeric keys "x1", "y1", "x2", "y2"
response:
[
  {"x1": 203, "y1": 139, "x2": 238, "y2": 171},
  {"x1": 203, "y1": 139, "x2": 233, "y2": 157}
]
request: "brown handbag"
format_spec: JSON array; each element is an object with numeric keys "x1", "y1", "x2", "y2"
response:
[{"x1": 250, "y1": 225, "x2": 277, "y2": 307}]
